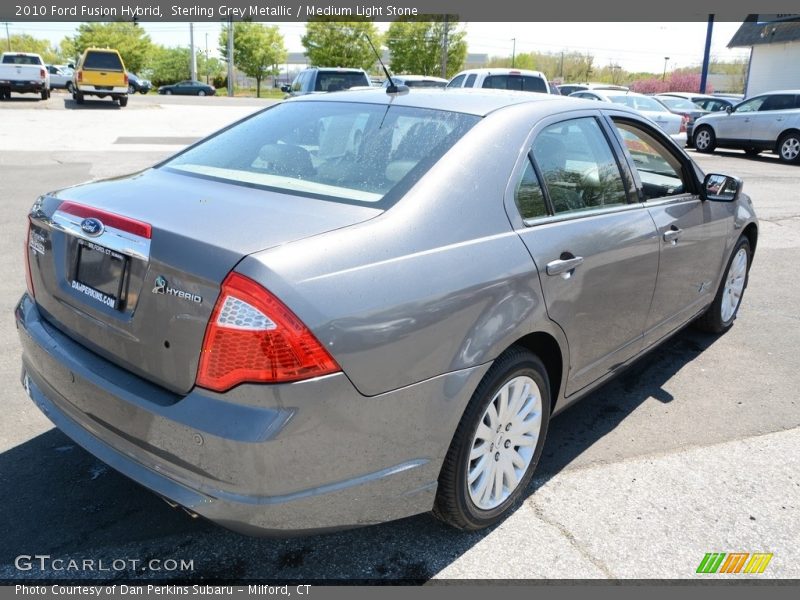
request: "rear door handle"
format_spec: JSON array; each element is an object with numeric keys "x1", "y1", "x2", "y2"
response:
[
  {"x1": 546, "y1": 256, "x2": 584, "y2": 276},
  {"x1": 663, "y1": 227, "x2": 683, "y2": 243}
]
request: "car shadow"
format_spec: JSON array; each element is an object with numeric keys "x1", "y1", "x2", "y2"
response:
[
  {"x1": 689, "y1": 148, "x2": 781, "y2": 164},
  {"x1": 0, "y1": 96, "x2": 46, "y2": 103},
  {"x1": 63, "y1": 98, "x2": 121, "y2": 110},
  {"x1": 0, "y1": 327, "x2": 722, "y2": 583}
]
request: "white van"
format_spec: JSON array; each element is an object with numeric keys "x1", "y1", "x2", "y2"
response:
[{"x1": 446, "y1": 68, "x2": 551, "y2": 94}]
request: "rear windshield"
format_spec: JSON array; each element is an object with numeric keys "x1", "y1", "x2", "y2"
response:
[
  {"x1": 482, "y1": 75, "x2": 547, "y2": 93},
  {"x1": 2, "y1": 54, "x2": 41, "y2": 65},
  {"x1": 315, "y1": 71, "x2": 369, "y2": 92},
  {"x1": 658, "y1": 96, "x2": 701, "y2": 110},
  {"x1": 82, "y1": 52, "x2": 124, "y2": 71},
  {"x1": 405, "y1": 80, "x2": 447, "y2": 88},
  {"x1": 162, "y1": 101, "x2": 480, "y2": 206},
  {"x1": 609, "y1": 95, "x2": 669, "y2": 113}
]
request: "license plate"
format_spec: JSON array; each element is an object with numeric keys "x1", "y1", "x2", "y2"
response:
[{"x1": 71, "y1": 239, "x2": 128, "y2": 310}]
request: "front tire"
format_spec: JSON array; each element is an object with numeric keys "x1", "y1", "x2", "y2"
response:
[
  {"x1": 434, "y1": 347, "x2": 551, "y2": 530},
  {"x1": 777, "y1": 131, "x2": 800, "y2": 164},
  {"x1": 695, "y1": 236, "x2": 751, "y2": 333},
  {"x1": 165, "y1": 90, "x2": 172, "y2": 95},
  {"x1": 694, "y1": 126, "x2": 716, "y2": 153}
]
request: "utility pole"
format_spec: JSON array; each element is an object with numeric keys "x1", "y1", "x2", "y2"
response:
[
  {"x1": 662, "y1": 56, "x2": 669, "y2": 82},
  {"x1": 559, "y1": 51, "x2": 564, "y2": 79},
  {"x1": 227, "y1": 16, "x2": 234, "y2": 96},
  {"x1": 189, "y1": 23, "x2": 197, "y2": 81},
  {"x1": 511, "y1": 38, "x2": 516, "y2": 68},
  {"x1": 440, "y1": 16, "x2": 449, "y2": 79},
  {"x1": 3, "y1": 23, "x2": 10, "y2": 51},
  {"x1": 700, "y1": 14, "x2": 714, "y2": 93},
  {"x1": 205, "y1": 32, "x2": 209, "y2": 84}
]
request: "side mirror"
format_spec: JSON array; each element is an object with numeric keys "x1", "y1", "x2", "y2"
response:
[
  {"x1": 703, "y1": 173, "x2": 741, "y2": 202},
  {"x1": 725, "y1": 105, "x2": 733, "y2": 114},
  {"x1": 280, "y1": 85, "x2": 290, "y2": 93}
]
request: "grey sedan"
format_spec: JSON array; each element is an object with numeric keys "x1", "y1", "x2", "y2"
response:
[{"x1": 18, "y1": 89, "x2": 757, "y2": 535}]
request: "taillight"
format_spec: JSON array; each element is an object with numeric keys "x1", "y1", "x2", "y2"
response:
[
  {"x1": 40, "y1": 68, "x2": 46, "y2": 79},
  {"x1": 24, "y1": 219, "x2": 35, "y2": 298},
  {"x1": 196, "y1": 273, "x2": 340, "y2": 391},
  {"x1": 124, "y1": 73, "x2": 129, "y2": 85},
  {"x1": 680, "y1": 114, "x2": 690, "y2": 133},
  {"x1": 77, "y1": 71, "x2": 82, "y2": 82}
]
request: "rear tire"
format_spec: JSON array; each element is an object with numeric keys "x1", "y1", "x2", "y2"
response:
[
  {"x1": 777, "y1": 131, "x2": 800, "y2": 164},
  {"x1": 41, "y1": 90, "x2": 48, "y2": 100},
  {"x1": 74, "y1": 91, "x2": 84, "y2": 104},
  {"x1": 694, "y1": 236, "x2": 751, "y2": 333},
  {"x1": 118, "y1": 95, "x2": 128, "y2": 107},
  {"x1": 694, "y1": 126, "x2": 716, "y2": 153},
  {"x1": 66, "y1": 82, "x2": 74, "y2": 93},
  {"x1": 433, "y1": 346, "x2": 551, "y2": 530},
  {"x1": 165, "y1": 90, "x2": 172, "y2": 95},
  {"x1": 198, "y1": 90, "x2": 206, "y2": 96}
]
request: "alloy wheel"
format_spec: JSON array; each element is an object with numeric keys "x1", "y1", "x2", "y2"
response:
[
  {"x1": 721, "y1": 247, "x2": 748, "y2": 323},
  {"x1": 780, "y1": 136, "x2": 800, "y2": 162}
]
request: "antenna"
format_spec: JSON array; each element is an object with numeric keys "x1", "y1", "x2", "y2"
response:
[{"x1": 364, "y1": 34, "x2": 408, "y2": 95}]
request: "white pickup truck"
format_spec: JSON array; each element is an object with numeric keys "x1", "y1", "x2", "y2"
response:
[{"x1": 0, "y1": 52, "x2": 50, "y2": 100}]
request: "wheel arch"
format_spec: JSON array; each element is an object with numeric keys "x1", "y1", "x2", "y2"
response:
[
  {"x1": 776, "y1": 128, "x2": 800, "y2": 150},
  {"x1": 506, "y1": 331, "x2": 565, "y2": 414},
  {"x1": 742, "y1": 221, "x2": 758, "y2": 260}
]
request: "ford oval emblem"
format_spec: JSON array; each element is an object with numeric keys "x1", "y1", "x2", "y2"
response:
[{"x1": 80, "y1": 217, "x2": 104, "y2": 237}]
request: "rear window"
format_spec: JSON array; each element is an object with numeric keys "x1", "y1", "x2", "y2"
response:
[
  {"x1": 82, "y1": 51, "x2": 124, "y2": 71},
  {"x1": 2, "y1": 54, "x2": 41, "y2": 65},
  {"x1": 609, "y1": 95, "x2": 668, "y2": 113},
  {"x1": 482, "y1": 75, "x2": 547, "y2": 93},
  {"x1": 404, "y1": 80, "x2": 447, "y2": 88},
  {"x1": 315, "y1": 71, "x2": 368, "y2": 92},
  {"x1": 162, "y1": 101, "x2": 480, "y2": 207},
  {"x1": 658, "y1": 97, "x2": 700, "y2": 110}
]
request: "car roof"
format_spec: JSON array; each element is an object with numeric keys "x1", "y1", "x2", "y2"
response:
[
  {"x1": 288, "y1": 87, "x2": 633, "y2": 118},
  {"x1": 306, "y1": 67, "x2": 366, "y2": 73},
  {"x1": 395, "y1": 75, "x2": 448, "y2": 82},
  {"x1": 453, "y1": 68, "x2": 547, "y2": 77},
  {"x1": 749, "y1": 89, "x2": 800, "y2": 95}
]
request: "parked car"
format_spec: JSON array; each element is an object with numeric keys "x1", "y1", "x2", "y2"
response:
[
  {"x1": 72, "y1": 48, "x2": 128, "y2": 106},
  {"x1": 46, "y1": 65, "x2": 73, "y2": 90},
  {"x1": 0, "y1": 52, "x2": 49, "y2": 100},
  {"x1": 658, "y1": 92, "x2": 735, "y2": 113},
  {"x1": 654, "y1": 95, "x2": 710, "y2": 146},
  {"x1": 446, "y1": 68, "x2": 552, "y2": 94},
  {"x1": 127, "y1": 73, "x2": 151, "y2": 94},
  {"x1": 382, "y1": 75, "x2": 448, "y2": 89},
  {"x1": 19, "y1": 89, "x2": 757, "y2": 535},
  {"x1": 158, "y1": 80, "x2": 215, "y2": 96},
  {"x1": 558, "y1": 83, "x2": 628, "y2": 96},
  {"x1": 281, "y1": 67, "x2": 370, "y2": 97},
  {"x1": 569, "y1": 89, "x2": 685, "y2": 141},
  {"x1": 693, "y1": 90, "x2": 800, "y2": 163}
]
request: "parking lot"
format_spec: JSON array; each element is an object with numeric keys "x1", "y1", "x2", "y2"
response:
[{"x1": 1, "y1": 92, "x2": 798, "y2": 580}]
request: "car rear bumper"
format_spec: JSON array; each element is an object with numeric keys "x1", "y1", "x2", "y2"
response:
[
  {"x1": 16, "y1": 294, "x2": 486, "y2": 535},
  {"x1": 77, "y1": 85, "x2": 127, "y2": 94},
  {"x1": 0, "y1": 80, "x2": 46, "y2": 92}
]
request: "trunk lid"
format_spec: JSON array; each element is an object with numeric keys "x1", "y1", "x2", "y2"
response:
[{"x1": 27, "y1": 168, "x2": 381, "y2": 394}]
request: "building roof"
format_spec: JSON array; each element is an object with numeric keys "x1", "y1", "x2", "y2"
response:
[{"x1": 728, "y1": 15, "x2": 800, "y2": 48}]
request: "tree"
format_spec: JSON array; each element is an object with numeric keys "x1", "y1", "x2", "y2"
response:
[
  {"x1": 301, "y1": 19, "x2": 379, "y2": 71},
  {"x1": 386, "y1": 16, "x2": 467, "y2": 78},
  {"x1": 6, "y1": 34, "x2": 60, "y2": 63},
  {"x1": 147, "y1": 46, "x2": 191, "y2": 87},
  {"x1": 69, "y1": 22, "x2": 152, "y2": 74},
  {"x1": 220, "y1": 22, "x2": 286, "y2": 97}
]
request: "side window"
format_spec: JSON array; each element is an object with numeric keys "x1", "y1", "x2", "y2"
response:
[
  {"x1": 760, "y1": 94, "x2": 794, "y2": 111},
  {"x1": 612, "y1": 120, "x2": 689, "y2": 200},
  {"x1": 290, "y1": 72, "x2": 303, "y2": 92},
  {"x1": 515, "y1": 160, "x2": 547, "y2": 220},
  {"x1": 465, "y1": 74, "x2": 477, "y2": 87},
  {"x1": 447, "y1": 74, "x2": 466, "y2": 89},
  {"x1": 531, "y1": 117, "x2": 628, "y2": 215},
  {"x1": 735, "y1": 97, "x2": 765, "y2": 113}
]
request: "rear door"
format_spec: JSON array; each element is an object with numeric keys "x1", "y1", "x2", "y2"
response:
[
  {"x1": 607, "y1": 114, "x2": 730, "y2": 346},
  {"x1": 508, "y1": 112, "x2": 660, "y2": 395},
  {"x1": 748, "y1": 93, "x2": 800, "y2": 146}
]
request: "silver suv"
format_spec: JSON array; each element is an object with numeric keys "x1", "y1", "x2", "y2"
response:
[
  {"x1": 281, "y1": 67, "x2": 370, "y2": 97},
  {"x1": 693, "y1": 90, "x2": 800, "y2": 163}
]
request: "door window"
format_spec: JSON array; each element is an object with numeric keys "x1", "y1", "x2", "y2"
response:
[
  {"x1": 735, "y1": 97, "x2": 765, "y2": 113},
  {"x1": 760, "y1": 94, "x2": 795, "y2": 111},
  {"x1": 465, "y1": 74, "x2": 477, "y2": 87},
  {"x1": 530, "y1": 117, "x2": 628, "y2": 215},
  {"x1": 514, "y1": 160, "x2": 548, "y2": 220},
  {"x1": 612, "y1": 120, "x2": 689, "y2": 200},
  {"x1": 446, "y1": 74, "x2": 466, "y2": 88}
]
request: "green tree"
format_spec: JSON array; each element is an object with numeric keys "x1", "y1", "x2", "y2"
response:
[
  {"x1": 6, "y1": 34, "x2": 60, "y2": 63},
  {"x1": 386, "y1": 16, "x2": 467, "y2": 78},
  {"x1": 69, "y1": 22, "x2": 152, "y2": 74},
  {"x1": 301, "y1": 19, "x2": 379, "y2": 71},
  {"x1": 219, "y1": 22, "x2": 286, "y2": 97},
  {"x1": 147, "y1": 46, "x2": 190, "y2": 87}
]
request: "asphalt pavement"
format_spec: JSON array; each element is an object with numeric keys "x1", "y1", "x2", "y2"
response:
[{"x1": 0, "y1": 93, "x2": 798, "y2": 581}]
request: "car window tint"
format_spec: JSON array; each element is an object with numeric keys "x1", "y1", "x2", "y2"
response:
[
  {"x1": 83, "y1": 52, "x2": 123, "y2": 71},
  {"x1": 760, "y1": 94, "x2": 795, "y2": 111},
  {"x1": 316, "y1": 72, "x2": 368, "y2": 92},
  {"x1": 465, "y1": 74, "x2": 477, "y2": 87},
  {"x1": 446, "y1": 74, "x2": 466, "y2": 88},
  {"x1": 612, "y1": 120, "x2": 687, "y2": 200},
  {"x1": 163, "y1": 102, "x2": 479, "y2": 207},
  {"x1": 515, "y1": 160, "x2": 547, "y2": 220},
  {"x1": 2, "y1": 54, "x2": 40, "y2": 65},
  {"x1": 482, "y1": 75, "x2": 547, "y2": 93},
  {"x1": 531, "y1": 117, "x2": 627, "y2": 215},
  {"x1": 735, "y1": 97, "x2": 765, "y2": 113}
]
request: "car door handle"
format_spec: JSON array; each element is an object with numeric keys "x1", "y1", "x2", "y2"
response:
[
  {"x1": 663, "y1": 227, "x2": 683, "y2": 243},
  {"x1": 546, "y1": 256, "x2": 584, "y2": 276}
]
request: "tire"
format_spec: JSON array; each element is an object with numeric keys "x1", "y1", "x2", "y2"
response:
[
  {"x1": 40, "y1": 90, "x2": 48, "y2": 100},
  {"x1": 118, "y1": 95, "x2": 128, "y2": 107},
  {"x1": 128, "y1": 84, "x2": 135, "y2": 94},
  {"x1": 165, "y1": 90, "x2": 172, "y2": 95},
  {"x1": 434, "y1": 346, "x2": 551, "y2": 530},
  {"x1": 744, "y1": 147, "x2": 761, "y2": 157},
  {"x1": 66, "y1": 82, "x2": 74, "y2": 93},
  {"x1": 777, "y1": 131, "x2": 800, "y2": 164},
  {"x1": 74, "y1": 92, "x2": 84, "y2": 105},
  {"x1": 694, "y1": 236, "x2": 751, "y2": 334},
  {"x1": 694, "y1": 126, "x2": 716, "y2": 153},
  {"x1": 140, "y1": 90, "x2": 148, "y2": 95},
  {"x1": 198, "y1": 90, "x2": 206, "y2": 96}
]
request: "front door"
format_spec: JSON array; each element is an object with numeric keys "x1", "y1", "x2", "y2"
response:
[{"x1": 715, "y1": 96, "x2": 766, "y2": 142}]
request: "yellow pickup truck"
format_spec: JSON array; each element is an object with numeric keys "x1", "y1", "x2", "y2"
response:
[{"x1": 72, "y1": 48, "x2": 128, "y2": 107}]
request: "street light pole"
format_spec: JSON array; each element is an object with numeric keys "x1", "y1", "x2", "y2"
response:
[
  {"x1": 511, "y1": 38, "x2": 516, "y2": 68},
  {"x1": 662, "y1": 56, "x2": 670, "y2": 82},
  {"x1": 205, "y1": 32, "x2": 209, "y2": 84}
]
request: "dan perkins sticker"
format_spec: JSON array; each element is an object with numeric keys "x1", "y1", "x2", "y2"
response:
[{"x1": 70, "y1": 280, "x2": 115, "y2": 308}]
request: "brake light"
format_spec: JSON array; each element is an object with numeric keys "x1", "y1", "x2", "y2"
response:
[
  {"x1": 196, "y1": 273, "x2": 340, "y2": 391},
  {"x1": 24, "y1": 219, "x2": 35, "y2": 298},
  {"x1": 124, "y1": 72, "x2": 128, "y2": 85},
  {"x1": 40, "y1": 68, "x2": 46, "y2": 79},
  {"x1": 77, "y1": 70, "x2": 82, "y2": 82},
  {"x1": 680, "y1": 114, "x2": 690, "y2": 133},
  {"x1": 57, "y1": 201, "x2": 152, "y2": 239}
]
